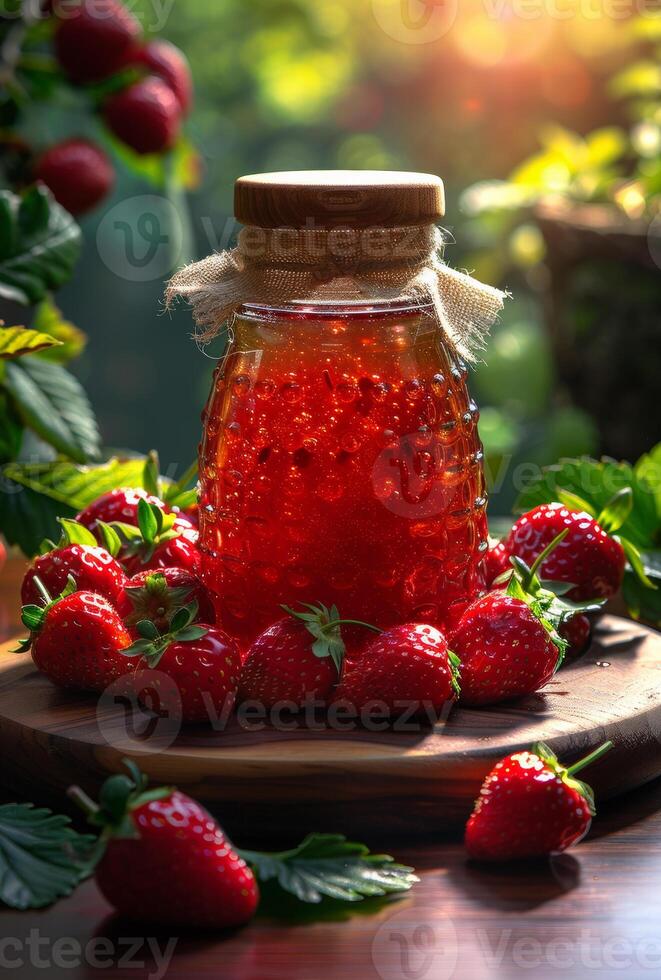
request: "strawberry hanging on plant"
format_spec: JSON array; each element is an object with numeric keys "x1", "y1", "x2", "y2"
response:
[
  {"x1": 465, "y1": 740, "x2": 613, "y2": 861},
  {"x1": 452, "y1": 530, "x2": 607, "y2": 706}
]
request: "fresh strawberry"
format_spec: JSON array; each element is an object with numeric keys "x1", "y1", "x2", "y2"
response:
[
  {"x1": 452, "y1": 530, "x2": 605, "y2": 706},
  {"x1": 465, "y1": 740, "x2": 612, "y2": 861},
  {"x1": 69, "y1": 763, "x2": 258, "y2": 928},
  {"x1": 121, "y1": 603, "x2": 240, "y2": 722},
  {"x1": 131, "y1": 39, "x2": 193, "y2": 114},
  {"x1": 239, "y1": 603, "x2": 371, "y2": 708},
  {"x1": 117, "y1": 567, "x2": 215, "y2": 631},
  {"x1": 483, "y1": 539, "x2": 511, "y2": 587},
  {"x1": 560, "y1": 613, "x2": 591, "y2": 660},
  {"x1": 333, "y1": 623, "x2": 459, "y2": 718},
  {"x1": 17, "y1": 579, "x2": 131, "y2": 691},
  {"x1": 21, "y1": 519, "x2": 126, "y2": 607},
  {"x1": 54, "y1": 0, "x2": 142, "y2": 84},
  {"x1": 35, "y1": 139, "x2": 114, "y2": 215},
  {"x1": 103, "y1": 76, "x2": 181, "y2": 155},
  {"x1": 506, "y1": 502, "x2": 626, "y2": 600},
  {"x1": 107, "y1": 499, "x2": 199, "y2": 576},
  {"x1": 76, "y1": 487, "x2": 167, "y2": 537}
]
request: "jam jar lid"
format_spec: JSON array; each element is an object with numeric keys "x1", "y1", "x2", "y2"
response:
[{"x1": 234, "y1": 169, "x2": 445, "y2": 230}]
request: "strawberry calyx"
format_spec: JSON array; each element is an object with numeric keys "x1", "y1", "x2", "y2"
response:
[
  {"x1": 282, "y1": 602, "x2": 381, "y2": 675},
  {"x1": 448, "y1": 649, "x2": 461, "y2": 698},
  {"x1": 529, "y1": 740, "x2": 613, "y2": 816},
  {"x1": 68, "y1": 758, "x2": 171, "y2": 842},
  {"x1": 121, "y1": 571, "x2": 194, "y2": 626},
  {"x1": 14, "y1": 574, "x2": 78, "y2": 651},
  {"x1": 121, "y1": 600, "x2": 208, "y2": 668},
  {"x1": 506, "y1": 529, "x2": 608, "y2": 665},
  {"x1": 110, "y1": 498, "x2": 181, "y2": 566}
]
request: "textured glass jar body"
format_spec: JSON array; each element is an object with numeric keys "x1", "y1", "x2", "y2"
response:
[{"x1": 199, "y1": 299, "x2": 488, "y2": 649}]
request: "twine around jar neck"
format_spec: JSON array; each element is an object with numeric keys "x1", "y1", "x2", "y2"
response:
[{"x1": 166, "y1": 223, "x2": 508, "y2": 362}]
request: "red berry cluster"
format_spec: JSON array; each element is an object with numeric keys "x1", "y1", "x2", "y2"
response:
[{"x1": 33, "y1": 0, "x2": 193, "y2": 214}]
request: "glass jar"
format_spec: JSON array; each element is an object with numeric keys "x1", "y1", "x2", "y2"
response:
[{"x1": 199, "y1": 296, "x2": 488, "y2": 649}]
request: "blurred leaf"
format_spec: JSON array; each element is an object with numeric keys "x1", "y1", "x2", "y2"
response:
[
  {"x1": 100, "y1": 131, "x2": 167, "y2": 188},
  {"x1": 0, "y1": 324, "x2": 62, "y2": 359},
  {"x1": 171, "y1": 137, "x2": 203, "y2": 191},
  {"x1": 0, "y1": 186, "x2": 81, "y2": 306},
  {"x1": 622, "y1": 551, "x2": 661, "y2": 625},
  {"x1": 4, "y1": 358, "x2": 100, "y2": 463},
  {"x1": 585, "y1": 127, "x2": 628, "y2": 168},
  {"x1": 0, "y1": 457, "x2": 148, "y2": 556},
  {"x1": 31, "y1": 297, "x2": 87, "y2": 363},
  {"x1": 0, "y1": 391, "x2": 23, "y2": 463},
  {"x1": 611, "y1": 61, "x2": 661, "y2": 98}
]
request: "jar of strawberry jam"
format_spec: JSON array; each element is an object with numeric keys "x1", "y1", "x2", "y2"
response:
[{"x1": 187, "y1": 172, "x2": 501, "y2": 649}]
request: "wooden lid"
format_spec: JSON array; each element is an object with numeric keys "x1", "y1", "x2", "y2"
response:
[{"x1": 234, "y1": 170, "x2": 445, "y2": 229}]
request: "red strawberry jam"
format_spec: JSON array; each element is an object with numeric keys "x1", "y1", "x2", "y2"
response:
[{"x1": 199, "y1": 300, "x2": 488, "y2": 648}]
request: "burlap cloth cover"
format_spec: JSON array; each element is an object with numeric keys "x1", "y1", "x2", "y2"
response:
[{"x1": 166, "y1": 224, "x2": 507, "y2": 362}]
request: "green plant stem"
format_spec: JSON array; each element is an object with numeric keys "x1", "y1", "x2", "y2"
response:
[
  {"x1": 566, "y1": 740, "x2": 614, "y2": 776},
  {"x1": 529, "y1": 528, "x2": 569, "y2": 579},
  {"x1": 67, "y1": 786, "x2": 100, "y2": 820}
]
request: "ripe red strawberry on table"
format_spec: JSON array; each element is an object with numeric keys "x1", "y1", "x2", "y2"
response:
[
  {"x1": 17, "y1": 577, "x2": 132, "y2": 692},
  {"x1": 122, "y1": 602, "x2": 239, "y2": 723},
  {"x1": 68, "y1": 762, "x2": 258, "y2": 929},
  {"x1": 452, "y1": 530, "x2": 606, "y2": 706},
  {"x1": 21, "y1": 519, "x2": 126, "y2": 607},
  {"x1": 333, "y1": 623, "x2": 460, "y2": 718},
  {"x1": 76, "y1": 487, "x2": 192, "y2": 539},
  {"x1": 239, "y1": 603, "x2": 375, "y2": 708},
  {"x1": 106, "y1": 498, "x2": 200, "y2": 576},
  {"x1": 482, "y1": 538, "x2": 511, "y2": 588},
  {"x1": 506, "y1": 501, "x2": 626, "y2": 600},
  {"x1": 54, "y1": 0, "x2": 142, "y2": 84},
  {"x1": 465, "y1": 740, "x2": 613, "y2": 861},
  {"x1": 560, "y1": 613, "x2": 592, "y2": 660},
  {"x1": 117, "y1": 567, "x2": 215, "y2": 632}
]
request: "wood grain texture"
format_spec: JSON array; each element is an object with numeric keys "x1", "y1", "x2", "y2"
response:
[
  {"x1": 0, "y1": 614, "x2": 659, "y2": 843},
  {"x1": 234, "y1": 170, "x2": 445, "y2": 228}
]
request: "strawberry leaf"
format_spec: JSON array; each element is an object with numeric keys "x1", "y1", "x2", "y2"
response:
[
  {"x1": 96, "y1": 521, "x2": 122, "y2": 557},
  {"x1": 596, "y1": 487, "x2": 634, "y2": 534},
  {"x1": 0, "y1": 324, "x2": 63, "y2": 360},
  {"x1": 619, "y1": 537, "x2": 657, "y2": 590},
  {"x1": 238, "y1": 834, "x2": 417, "y2": 904},
  {"x1": 0, "y1": 186, "x2": 81, "y2": 307},
  {"x1": 57, "y1": 518, "x2": 97, "y2": 548},
  {"x1": 557, "y1": 489, "x2": 595, "y2": 516},
  {"x1": 137, "y1": 498, "x2": 159, "y2": 544},
  {"x1": 0, "y1": 803, "x2": 96, "y2": 910}
]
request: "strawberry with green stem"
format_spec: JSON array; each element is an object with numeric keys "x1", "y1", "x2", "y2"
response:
[
  {"x1": 239, "y1": 603, "x2": 381, "y2": 709},
  {"x1": 506, "y1": 489, "x2": 654, "y2": 601},
  {"x1": 121, "y1": 601, "x2": 239, "y2": 722},
  {"x1": 21, "y1": 518, "x2": 126, "y2": 607},
  {"x1": 465, "y1": 740, "x2": 613, "y2": 861},
  {"x1": 65, "y1": 759, "x2": 416, "y2": 926},
  {"x1": 17, "y1": 576, "x2": 132, "y2": 692},
  {"x1": 452, "y1": 530, "x2": 607, "y2": 706},
  {"x1": 109, "y1": 498, "x2": 199, "y2": 576},
  {"x1": 117, "y1": 567, "x2": 215, "y2": 632}
]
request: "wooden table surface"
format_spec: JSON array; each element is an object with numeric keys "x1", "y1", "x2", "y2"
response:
[{"x1": 1, "y1": 558, "x2": 660, "y2": 980}]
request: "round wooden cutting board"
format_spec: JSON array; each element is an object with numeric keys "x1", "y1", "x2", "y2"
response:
[{"x1": 0, "y1": 615, "x2": 659, "y2": 842}]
